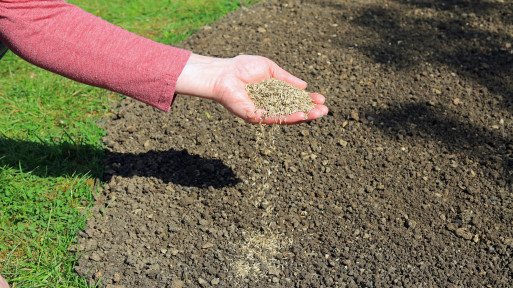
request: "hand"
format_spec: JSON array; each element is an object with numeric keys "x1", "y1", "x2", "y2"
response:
[
  {"x1": 0, "y1": 275, "x2": 9, "y2": 288},
  {"x1": 176, "y1": 54, "x2": 329, "y2": 124}
]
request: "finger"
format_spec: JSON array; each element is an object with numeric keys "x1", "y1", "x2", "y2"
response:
[
  {"x1": 287, "y1": 106, "x2": 326, "y2": 124},
  {"x1": 310, "y1": 93, "x2": 325, "y2": 105},
  {"x1": 259, "y1": 113, "x2": 303, "y2": 125},
  {"x1": 246, "y1": 103, "x2": 329, "y2": 124},
  {"x1": 244, "y1": 108, "x2": 268, "y2": 124},
  {"x1": 256, "y1": 106, "x2": 326, "y2": 125},
  {"x1": 314, "y1": 104, "x2": 329, "y2": 116},
  {"x1": 269, "y1": 61, "x2": 307, "y2": 90}
]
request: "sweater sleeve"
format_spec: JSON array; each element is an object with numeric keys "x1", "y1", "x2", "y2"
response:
[{"x1": 0, "y1": 0, "x2": 192, "y2": 112}]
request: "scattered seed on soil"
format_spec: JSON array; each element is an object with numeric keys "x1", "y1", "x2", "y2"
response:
[
  {"x1": 246, "y1": 78, "x2": 315, "y2": 119},
  {"x1": 228, "y1": 230, "x2": 292, "y2": 283}
]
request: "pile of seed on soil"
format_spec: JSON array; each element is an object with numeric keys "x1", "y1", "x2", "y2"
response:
[{"x1": 246, "y1": 78, "x2": 314, "y2": 118}]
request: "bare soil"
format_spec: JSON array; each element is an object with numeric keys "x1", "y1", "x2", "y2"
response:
[{"x1": 75, "y1": 0, "x2": 513, "y2": 287}]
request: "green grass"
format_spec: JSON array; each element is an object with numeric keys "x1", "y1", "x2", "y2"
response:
[
  {"x1": 0, "y1": 0, "x2": 259, "y2": 287},
  {"x1": 77, "y1": 0, "x2": 258, "y2": 43}
]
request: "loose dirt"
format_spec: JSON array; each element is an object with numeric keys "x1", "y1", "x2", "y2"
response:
[{"x1": 75, "y1": 0, "x2": 513, "y2": 287}]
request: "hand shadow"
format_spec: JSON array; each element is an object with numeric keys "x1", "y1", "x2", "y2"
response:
[{"x1": 104, "y1": 148, "x2": 240, "y2": 188}]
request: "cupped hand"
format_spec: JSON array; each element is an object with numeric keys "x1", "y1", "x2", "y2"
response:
[{"x1": 175, "y1": 54, "x2": 328, "y2": 124}]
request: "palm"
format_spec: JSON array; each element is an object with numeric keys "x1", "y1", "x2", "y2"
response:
[{"x1": 212, "y1": 56, "x2": 328, "y2": 124}]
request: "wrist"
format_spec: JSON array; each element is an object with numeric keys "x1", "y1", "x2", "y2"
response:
[{"x1": 175, "y1": 53, "x2": 228, "y2": 100}]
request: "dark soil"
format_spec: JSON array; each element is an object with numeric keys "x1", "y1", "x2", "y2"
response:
[{"x1": 75, "y1": 0, "x2": 513, "y2": 287}]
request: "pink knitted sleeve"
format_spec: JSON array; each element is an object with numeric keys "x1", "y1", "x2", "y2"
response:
[{"x1": 0, "y1": 0, "x2": 192, "y2": 112}]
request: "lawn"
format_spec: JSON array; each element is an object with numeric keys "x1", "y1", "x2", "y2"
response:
[{"x1": 0, "y1": 1, "x2": 258, "y2": 287}]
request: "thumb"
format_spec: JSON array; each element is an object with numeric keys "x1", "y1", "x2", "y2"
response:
[{"x1": 270, "y1": 61, "x2": 307, "y2": 90}]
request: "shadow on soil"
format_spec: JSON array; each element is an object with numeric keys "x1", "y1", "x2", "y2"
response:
[
  {"x1": 104, "y1": 148, "x2": 240, "y2": 188},
  {"x1": 369, "y1": 103, "x2": 513, "y2": 190},
  {"x1": 0, "y1": 138, "x2": 239, "y2": 188},
  {"x1": 331, "y1": 0, "x2": 513, "y2": 111},
  {"x1": 323, "y1": 0, "x2": 513, "y2": 188}
]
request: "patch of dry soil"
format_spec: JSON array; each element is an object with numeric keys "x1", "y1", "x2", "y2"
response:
[{"x1": 76, "y1": 0, "x2": 513, "y2": 287}]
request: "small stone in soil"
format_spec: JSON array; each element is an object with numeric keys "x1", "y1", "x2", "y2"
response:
[
  {"x1": 169, "y1": 280, "x2": 184, "y2": 288},
  {"x1": 350, "y1": 111, "x2": 359, "y2": 121},
  {"x1": 198, "y1": 277, "x2": 208, "y2": 286},
  {"x1": 202, "y1": 243, "x2": 214, "y2": 249},
  {"x1": 105, "y1": 285, "x2": 126, "y2": 288},
  {"x1": 406, "y1": 219, "x2": 417, "y2": 229},
  {"x1": 455, "y1": 228, "x2": 473, "y2": 240},
  {"x1": 268, "y1": 266, "x2": 281, "y2": 276},
  {"x1": 90, "y1": 252, "x2": 101, "y2": 262}
]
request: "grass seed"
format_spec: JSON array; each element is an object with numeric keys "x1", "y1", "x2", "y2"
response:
[{"x1": 246, "y1": 78, "x2": 315, "y2": 120}]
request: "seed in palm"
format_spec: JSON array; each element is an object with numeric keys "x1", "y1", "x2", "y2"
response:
[{"x1": 245, "y1": 78, "x2": 315, "y2": 120}]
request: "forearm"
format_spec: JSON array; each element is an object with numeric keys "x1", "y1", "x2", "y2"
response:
[{"x1": 0, "y1": 0, "x2": 191, "y2": 112}]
